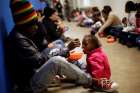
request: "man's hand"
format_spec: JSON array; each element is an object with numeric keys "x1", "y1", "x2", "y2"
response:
[
  {"x1": 56, "y1": 19, "x2": 65, "y2": 30},
  {"x1": 67, "y1": 38, "x2": 81, "y2": 50},
  {"x1": 55, "y1": 75, "x2": 66, "y2": 80}
]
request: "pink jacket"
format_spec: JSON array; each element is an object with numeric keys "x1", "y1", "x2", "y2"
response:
[{"x1": 86, "y1": 47, "x2": 111, "y2": 79}]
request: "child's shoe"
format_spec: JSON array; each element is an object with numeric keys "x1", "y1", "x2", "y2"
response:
[{"x1": 96, "y1": 78, "x2": 119, "y2": 92}]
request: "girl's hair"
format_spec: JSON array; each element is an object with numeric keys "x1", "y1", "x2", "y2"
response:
[
  {"x1": 125, "y1": 1, "x2": 136, "y2": 13},
  {"x1": 84, "y1": 34, "x2": 101, "y2": 49},
  {"x1": 102, "y1": 5, "x2": 112, "y2": 15},
  {"x1": 92, "y1": 6, "x2": 100, "y2": 13}
]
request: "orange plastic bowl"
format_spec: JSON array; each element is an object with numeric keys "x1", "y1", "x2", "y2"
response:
[
  {"x1": 107, "y1": 36, "x2": 116, "y2": 43},
  {"x1": 68, "y1": 51, "x2": 83, "y2": 61}
]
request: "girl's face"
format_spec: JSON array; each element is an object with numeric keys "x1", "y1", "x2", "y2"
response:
[{"x1": 82, "y1": 37, "x2": 94, "y2": 54}]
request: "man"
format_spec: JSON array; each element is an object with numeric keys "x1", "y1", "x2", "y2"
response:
[{"x1": 6, "y1": 0, "x2": 94, "y2": 93}]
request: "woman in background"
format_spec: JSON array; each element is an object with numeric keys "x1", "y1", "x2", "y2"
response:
[{"x1": 98, "y1": 5, "x2": 122, "y2": 37}]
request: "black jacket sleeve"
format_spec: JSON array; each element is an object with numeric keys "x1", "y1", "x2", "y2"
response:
[{"x1": 15, "y1": 38, "x2": 46, "y2": 69}]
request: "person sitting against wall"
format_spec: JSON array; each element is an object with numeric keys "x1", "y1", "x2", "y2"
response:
[
  {"x1": 77, "y1": 8, "x2": 94, "y2": 27},
  {"x1": 91, "y1": 9, "x2": 103, "y2": 35},
  {"x1": 43, "y1": 7, "x2": 69, "y2": 43},
  {"x1": 98, "y1": 5, "x2": 122, "y2": 38},
  {"x1": 121, "y1": 1, "x2": 136, "y2": 32},
  {"x1": 118, "y1": 2, "x2": 140, "y2": 47},
  {"x1": 6, "y1": 0, "x2": 98, "y2": 93}
]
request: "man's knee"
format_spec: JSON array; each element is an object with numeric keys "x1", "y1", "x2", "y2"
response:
[{"x1": 48, "y1": 56, "x2": 68, "y2": 64}]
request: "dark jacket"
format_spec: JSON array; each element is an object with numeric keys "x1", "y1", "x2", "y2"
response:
[
  {"x1": 43, "y1": 18, "x2": 63, "y2": 42},
  {"x1": 5, "y1": 26, "x2": 47, "y2": 86}
]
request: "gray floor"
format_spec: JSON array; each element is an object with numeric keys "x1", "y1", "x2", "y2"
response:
[{"x1": 47, "y1": 22, "x2": 140, "y2": 93}]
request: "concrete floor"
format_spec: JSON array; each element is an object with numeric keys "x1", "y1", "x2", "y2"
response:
[{"x1": 47, "y1": 22, "x2": 140, "y2": 93}]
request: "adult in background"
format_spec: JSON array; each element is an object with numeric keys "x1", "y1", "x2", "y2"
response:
[
  {"x1": 43, "y1": 7, "x2": 66, "y2": 42},
  {"x1": 98, "y1": 5, "x2": 122, "y2": 37}
]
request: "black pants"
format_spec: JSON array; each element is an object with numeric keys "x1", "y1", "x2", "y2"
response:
[
  {"x1": 104, "y1": 26, "x2": 123, "y2": 37},
  {"x1": 119, "y1": 32, "x2": 140, "y2": 46}
]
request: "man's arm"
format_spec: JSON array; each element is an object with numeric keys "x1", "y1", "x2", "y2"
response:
[{"x1": 15, "y1": 38, "x2": 46, "y2": 69}]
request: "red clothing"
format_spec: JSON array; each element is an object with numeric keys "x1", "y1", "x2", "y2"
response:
[{"x1": 86, "y1": 47, "x2": 111, "y2": 79}]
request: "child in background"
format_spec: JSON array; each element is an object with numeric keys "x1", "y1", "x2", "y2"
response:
[
  {"x1": 135, "y1": 3, "x2": 140, "y2": 33},
  {"x1": 78, "y1": 9, "x2": 93, "y2": 27},
  {"x1": 72, "y1": 10, "x2": 84, "y2": 22},
  {"x1": 119, "y1": 2, "x2": 140, "y2": 47},
  {"x1": 91, "y1": 11, "x2": 103, "y2": 35},
  {"x1": 125, "y1": 1, "x2": 136, "y2": 31},
  {"x1": 122, "y1": 17, "x2": 128, "y2": 27},
  {"x1": 121, "y1": 17, "x2": 132, "y2": 32},
  {"x1": 125, "y1": 1, "x2": 136, "y2": 26},
  {"x1": 82, "y1": 34, "x2": 118, "y2": 92}
]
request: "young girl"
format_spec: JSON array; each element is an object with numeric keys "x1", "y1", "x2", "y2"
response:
[{"x1": 82, "y1": 34, "x2": 118, "y2": 92}]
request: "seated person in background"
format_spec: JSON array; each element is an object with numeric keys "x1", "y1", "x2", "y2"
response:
[
  {"x1": 98, "y1": 5, "x2": 122, "y2": 37},
  {"x1": 82, "y1": 34, "x2": 118, "y2": 92},
  {"x1": 122, "y1": 17, "x2": 128, "y2": 27},
  {"x1": 43, "y1": 7, "x2": 67, "y2": 43},
  {"x1": 6, "y1": 1, "x2": 97, "y2": 93},
  {"x1": 91, "y1": 11, "x2": 103, "y2": 35},
  {"x1": 135, "y1": 8, "x2": 140, "y2": 33},
  {"x1": 73, "y1": 10, "x2": 84, "y2": 22},
  {"x1": 123, "y1": 1, "x2": 136, "y2": 32},
  {"x1": 121, "y1": 17, "x2": 136, "y2": 32},
  {"x1": 78, "y1": 9, "x2": 93, "y2": 27},
  {"x1": 118, "y1": 2, "x2": 140, "y2": 46},
  {"x1": 125, "y1": 1, "x2": 136, "y2": 27}
]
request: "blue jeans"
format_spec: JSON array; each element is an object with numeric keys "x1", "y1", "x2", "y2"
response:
[
  {"x1": 41, "y1": 39, "x2": 68, "y2": 59},
  {"x1": 31, "y1": 56, "x2": 92, "y2": 93},
  {"x1": 52, "y1": 39, "x2": 65, "y2": 48}
]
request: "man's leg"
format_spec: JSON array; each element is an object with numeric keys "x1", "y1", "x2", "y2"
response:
[
  {"x1": 31, "y1": 56, "x2": 92, "y2": 93},
  {"x1": 52, "y1": 40, "x2": 65, "y2": 48}
]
